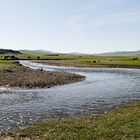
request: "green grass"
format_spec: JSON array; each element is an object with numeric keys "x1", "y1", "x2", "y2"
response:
[
  {"x1": 35, "y1": 55, "x2": 140, "y2": 68},
  {"x1": 80, "y1": 57, "x2": 140, "y2": 66},
  {"x1": 0, "y1": 60, "x2": 18, "y2": 64},
  {"x1": 0, "y1": 60, "x2": 20, "y2": 70},
  {"x1": 0, "y1": 53, "x2": 140, "y2": 67},
  {"x1": 3, "y1": 101, "x2": 140, "y2": 140},
  {"x1": 0, "y1": 53, "x2": 82, "y2": 60}
]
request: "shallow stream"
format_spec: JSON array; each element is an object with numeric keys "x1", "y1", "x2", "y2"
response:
[{"x1": 0, "y1": 61, "x2": 140, "y2": 132}]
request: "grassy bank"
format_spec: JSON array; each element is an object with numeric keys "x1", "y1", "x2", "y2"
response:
[
  {"x1": 33, "y1": 55, "x2": 140, "y2": 68},
  {"x1": 1, "y1": 101, "x2": 140, "y2": 140},
  {"x1": 0, "y1": 60, "x2": 20, "y2": 70}
]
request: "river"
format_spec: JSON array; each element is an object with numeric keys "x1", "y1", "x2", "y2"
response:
[{"x1": 0, "y1": 61, "x2": 140, "y2": 132}]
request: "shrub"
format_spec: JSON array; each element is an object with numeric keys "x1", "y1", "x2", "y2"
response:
[
  {"x1": 37, "y1": 56, "x2": 40, "y2": 59},
  {"x1": 132, "y1": 57, "x2": 138, "y2": 60}
]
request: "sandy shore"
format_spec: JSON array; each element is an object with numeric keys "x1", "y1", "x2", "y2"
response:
[{"x1": 0, "y1": 65, "x2": 85, "y2": 89}]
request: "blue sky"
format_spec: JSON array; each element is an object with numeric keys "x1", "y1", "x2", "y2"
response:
[{"x1": 0, "y1": 0, "x2": 140, "y2": 53}]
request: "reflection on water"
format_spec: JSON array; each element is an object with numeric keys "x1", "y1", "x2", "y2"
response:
[{"x1": 0, "y1": 61, "x2": 140, "y2": 132}]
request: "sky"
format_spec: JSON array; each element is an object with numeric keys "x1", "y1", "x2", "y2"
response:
[{"x1": 0, "y1": 0, "x2": 140, "y2": 54}]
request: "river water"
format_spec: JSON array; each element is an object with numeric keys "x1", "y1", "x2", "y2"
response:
[{"x1": 0, "y1": 61, "x2": 140, "y2": 132}]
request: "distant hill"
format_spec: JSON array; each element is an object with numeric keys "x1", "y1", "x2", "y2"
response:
[
  {"x1": 20, "y1": 50, "x2": 54, "y2": 54},
  {"x1": 96, "y1": 50, "x2": 140, "y2": 56},
  {"x1": 0, "y1": 49, "x2": 21, "y2": 54},
  {"x1": 69, "y1": 52, "x2": 90, "y2": 55}
]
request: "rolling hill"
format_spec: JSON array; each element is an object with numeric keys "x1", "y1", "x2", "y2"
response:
[
  {"x1": 20, "y1": 50, "x2": 54, "y2": 54},
  {"x1": 97, "y1": 50, "x2": 140, "y2": 56},
  {"x1": 0, "y1": 49, "x2": 21, "y2": 54}
]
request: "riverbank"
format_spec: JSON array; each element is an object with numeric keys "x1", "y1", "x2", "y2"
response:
[
  {"x1": 1, "y1": 101, "x2": 140, "y2": 140},
  {"x1": 33, "y1": 59, "x2": 140, "y2": 69},
  {"x1": 0, "y1": 61, "x2": 85, "y2": 89}
]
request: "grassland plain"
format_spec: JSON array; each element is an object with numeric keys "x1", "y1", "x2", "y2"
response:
[
  {"x1": 33, "y1": 55, "x2": 140, "y2": 68},
  {"x1": 0, "y1": 53, "x2": 140, "y2": 68},
  {"x1": 1, "y1": 101, "x2": 140, "y2": 140}
]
